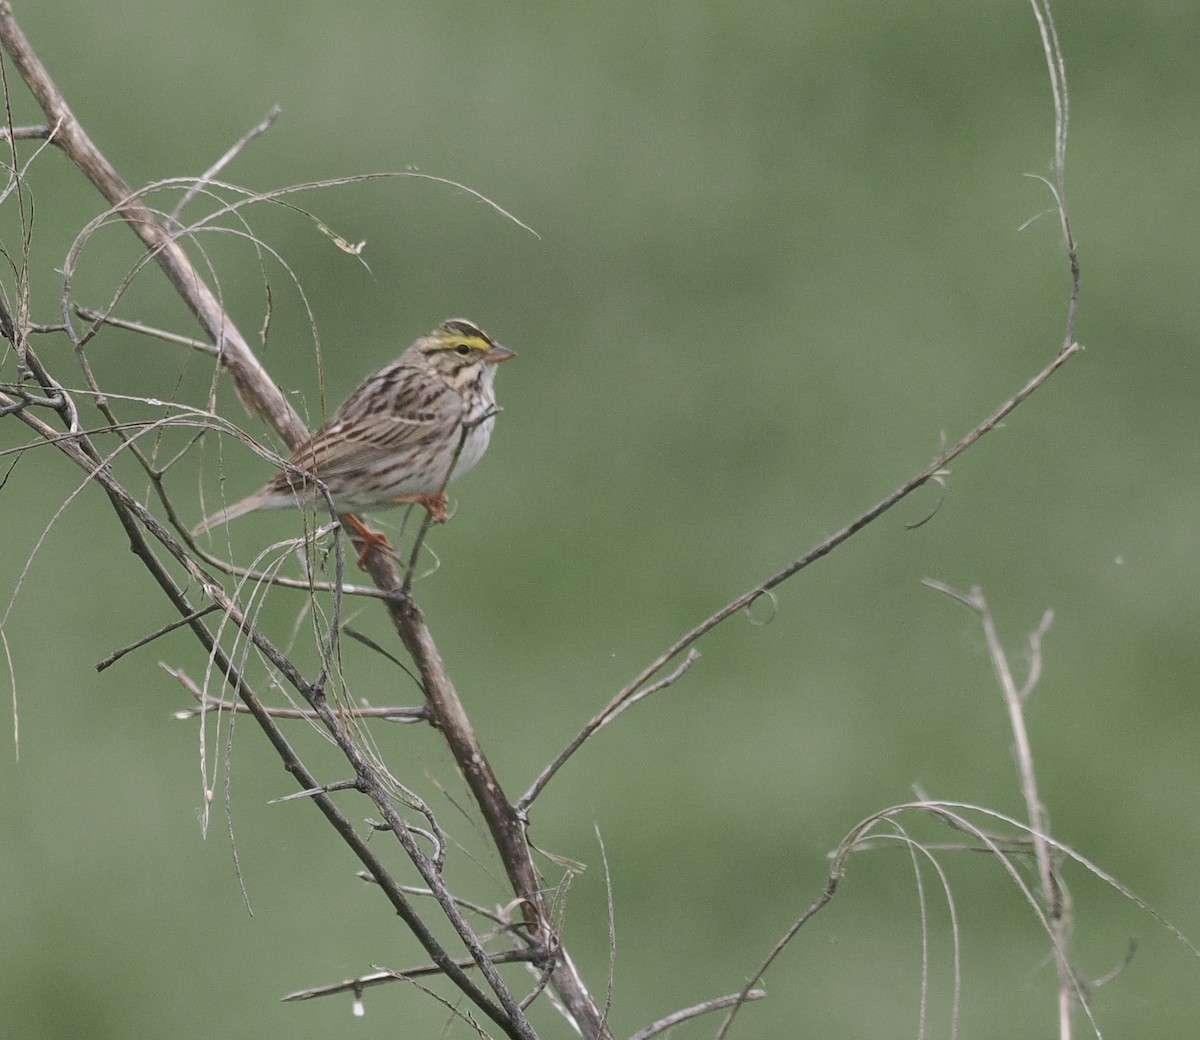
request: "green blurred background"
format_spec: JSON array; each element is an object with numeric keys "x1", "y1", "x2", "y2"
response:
[{"x1": 2, "y1": 1, "x2": 1198, "y2": 1036}]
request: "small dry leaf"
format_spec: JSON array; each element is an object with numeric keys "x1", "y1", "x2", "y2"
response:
[{"x1": 316, "y1": 221, "x2": 366, "y2": 255}]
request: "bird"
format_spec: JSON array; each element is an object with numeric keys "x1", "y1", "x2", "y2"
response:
[{"x1": 193, "y1": 318, "x2": 515, "y2": 561}]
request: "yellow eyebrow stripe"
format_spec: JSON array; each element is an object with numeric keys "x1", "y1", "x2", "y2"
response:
[{"x1": 446, "y1": 335, "x2": 492, "y2": 351}]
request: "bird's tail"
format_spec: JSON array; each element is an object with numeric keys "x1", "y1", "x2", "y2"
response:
[{"x1": 192, "y1": 492, "x2": 268, "y2": 537}]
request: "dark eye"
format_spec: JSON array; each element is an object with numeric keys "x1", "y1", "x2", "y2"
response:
[{"x1": 454, "y1": 343, "x2": 472, "y2": 356}]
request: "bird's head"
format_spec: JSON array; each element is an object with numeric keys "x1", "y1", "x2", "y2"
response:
[{"x1": 418, "y1": 319, "x2": 515, "y2": 388}]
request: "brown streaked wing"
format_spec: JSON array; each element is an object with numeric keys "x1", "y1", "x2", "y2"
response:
[{"x1": 267, "y1": 360, "x2": 459, "y2": 489}]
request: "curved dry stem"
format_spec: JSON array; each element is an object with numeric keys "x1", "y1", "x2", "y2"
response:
[{"x1": 718, "y1": 797, "x2": 1200, "y2": 1040}]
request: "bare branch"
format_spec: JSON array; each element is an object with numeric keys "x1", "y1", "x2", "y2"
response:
[
  {"x1": 520, "y1": 649, "x2": 699, "y2": 810},
  {"x1": 0, "y1": 122, "x2": 48, "y2": 139},
  {"x1": 524, "y1": 341, "x2": 1082, "y2": 811},
  {"x1": 1028, "y1": 0, "x2": 1079, "y2": 354},
  {"x1": 163, "y1": 667, "x2": 427, "y2": 723},
  {"x1": 628, "y1": 989, "x2": 767, "y2": 1040},
  {"x1": 73, "y1": 305, "x2": 218, "y2": 355},
  {"x1": 94, "y1": 606, "x2": 221, "y2": 672},
  {"x1": 1022, "y1": 608, "x2": 1055, "y2": 703},
  {"x1": 268, "y1": 780, "x2": 361, "y2": 803},
  {"x1": 282, "y1": 948, "x2": 540, "y2": 1004},
  {"x1": 926, "y1": 583, "x2": 1075, "y2": 1038},
  {"x1": 169, "y1": 104, "x2": 282, "y2": 223}
]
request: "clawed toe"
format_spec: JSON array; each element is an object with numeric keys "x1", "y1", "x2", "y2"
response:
[{"x1": 341, "y1": 513, "x2": 393, "y2": 569}]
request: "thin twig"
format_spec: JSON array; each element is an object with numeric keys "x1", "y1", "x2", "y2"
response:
[
  {"x1": 340, "y1": 624, "x2": 422, "y2": 677},
  {"x1": 1022, "y1": 608, "x2": 1055, "y2": 703},
  {"x1": 94, "y1": 605, "x2": 221, "y2": 671},
  {"x1": 362, "y1": 880, "x2": 518, "y2": 928},
  {"x1": 282, "y1": 948, "x2": 541, "y2": 1003},
  {"x1": 268, "y1": 780, "x2": 360, "y2": 803},
  {"x1": 520, "y1": 650, "x2": 699, "y2": 812},
  {"x1": 933, "y1": 583, "x2": 1075, "y2": 1039},
  {"x1": 594, "y1": 823, "x2": 616, "y2": 1030},
  {"x1": 1027, "y1": 0, "x2": 1078, "y2": 356},
  {"x1": 73, "y1": 305, "x2": 218, "y2": 355},
  {"x1": 165, "y1": 669, "x2": 427, "y2": 723},
  {"x1": 400, "y1": 403, "x2": 500, "y2": 593},
  {"x1": 0, "y1": 122, "x2": 47, "y2": 138},
  {"x1": 169, "y1": 104, "x2": 281, "y2": 223}
]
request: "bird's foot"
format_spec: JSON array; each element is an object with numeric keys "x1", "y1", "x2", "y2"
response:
[
  {"x1": 341, "y1": 513, "x2": 393, "y2": 569},
  {"x1": 385, "y1": 491, "x2": 448, "y2": 523},
  {"x1": 413, "y1": 492, "x2": 448, "y2": 523}
]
